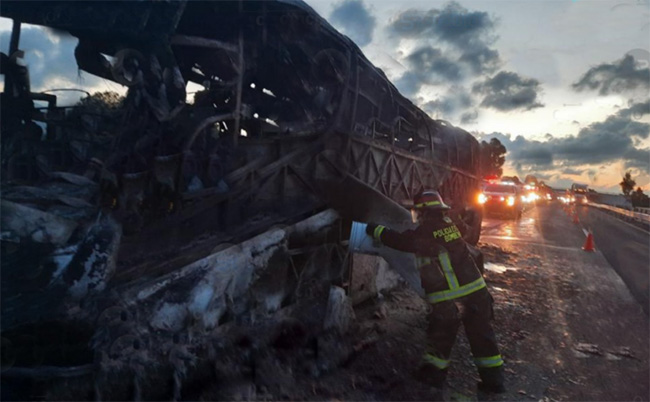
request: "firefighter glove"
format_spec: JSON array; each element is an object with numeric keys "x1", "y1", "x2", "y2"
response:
[{"x1": 366, "y1": 222, "x2": 378, "y2": 236}]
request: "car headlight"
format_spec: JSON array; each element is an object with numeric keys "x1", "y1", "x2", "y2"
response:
[
  {"x1": 478, "y1": 193, "x2": 487, "y2": 204},
  {"x1": 507, "y1": 196, "x2": 515, "y2": 206}
]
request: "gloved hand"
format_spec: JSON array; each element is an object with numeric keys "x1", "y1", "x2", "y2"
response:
[{"x1": 365, "y1": 222, "x2": 379, "y2": 236}]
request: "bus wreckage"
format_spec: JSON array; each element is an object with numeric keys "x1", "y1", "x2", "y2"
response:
[{"x1": 0, "y1": 1, "x2": 483, "y2": 399}]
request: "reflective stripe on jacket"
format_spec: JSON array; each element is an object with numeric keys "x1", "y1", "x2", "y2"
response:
[{"x1": 372, "y1": 218, "x2": 484, "y2": 303}]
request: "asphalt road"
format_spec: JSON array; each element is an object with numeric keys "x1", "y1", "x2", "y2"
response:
[
  {"x1": 575, "y1": 204, "x2": 650, "y2": 314},
  {"x1": 482, "y1": 202, "x2": 649, "y2": 314},
  {"x1": 479, "y1": 203, "x2": 649, "y2": 401}
]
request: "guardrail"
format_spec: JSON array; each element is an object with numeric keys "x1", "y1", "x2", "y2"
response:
[
  {"x1": 589, "y1": 202, "x2": 650, "y2": 225},
  {"x1": 634, "y1": 207, "x2": 650, "y2": 215}
]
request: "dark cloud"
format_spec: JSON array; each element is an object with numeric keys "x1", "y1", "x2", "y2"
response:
[
  {"x1": 472, "y1": 71, "x2": 544, "y2": 111},
  {"x1": 387, "y1": 2, "x2": 500, "y2": 77},
  {"x1": 394, "y1": 46, "x2": 464, "y2": 96},
  {"x1": 618, "y1": 100, "x2": 650, "y2": 119},
  {"x1": 405, "y1": 47, "x2": 462, "y2": 82},
  {"x1": 428, "y1": 2, "x2": 495, "y2": 46},
  {"x1": 329, "y1": 0, "x2": 376, "y2": 47},
  {"x1": 460, "y1": 110, "x2": 478, "y2": 124},
  {"x1": 458, "y1": 46, "x2": 500, "y2": 76},
  {"x1": 394, "y1": 71, "x2": 423, "y2": 98},
  {"x1": 421, "y1": 86, "x2": 474, "y2": 119},
  {"x1": 479, "y1": 110, "x2": 650, "y2": 172},
  {"x1": 388, "y1": 3, "x2": 495, "y2": 45},
  {"x1": 388, "y1": 9, "x2": 435, "y2": 38},
  {"x1": 572, "y1": 54, "x2": 650, "y2": 95}
]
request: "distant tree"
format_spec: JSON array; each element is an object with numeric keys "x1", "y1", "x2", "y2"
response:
[
  {"x1": 524, "y1": 175, "x2": 538, "y2": 186},
  {"x1": 630, "y1": 187, "x2": 650, "y2": 208},
  {"x1": 480, "y1": 138, "x2": 506, "y2": 177},
  {"x1": 619, "y1": 171, "x2": 637, "y2": 197},
  {"x1": 67, "y1": 91, "x2": 125, "y2": 135},
  {"x1": 73, "y1": 91, "x2": 124, "y2": 114}
]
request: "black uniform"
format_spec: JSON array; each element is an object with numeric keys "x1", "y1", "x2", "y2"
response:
[{"x1": 369, "y1": 214, "x2": 504, "y2": 390}]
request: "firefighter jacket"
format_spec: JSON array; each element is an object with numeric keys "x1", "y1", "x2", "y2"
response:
[{"x1": 371, "y1": 216, "x2": 485, "y2": 304}]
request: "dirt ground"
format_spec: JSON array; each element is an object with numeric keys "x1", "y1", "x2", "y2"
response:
[{"x1": 201, "y1": 237, "x2": 648, "y2": 402}]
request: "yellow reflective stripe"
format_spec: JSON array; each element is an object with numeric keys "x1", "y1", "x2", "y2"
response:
[
  {"x1": 474, "y1": 355, "x2": 504, "y2": 368},
  {"x1": 438, "y1": 252, "x2": 459, "y2": 289},
  {"x1": 416, "y1": 256, "x2": 432, "y2": 269},
  {"x1": 427, "y1": 277, "x2": 486, "y2": 304},
  {"x1": 414, "y1": 200, "x2": 441, "y2": 208},
  {"x1": 373, "y1": 225, "x2": 386, "y2": 241},
  {"x1": 423, "y1": 353, "x2": 450, "y2": 369}
]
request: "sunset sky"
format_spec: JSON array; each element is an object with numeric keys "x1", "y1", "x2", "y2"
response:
[{"x1": 1, "y1": 0, "x2": 649, "y2": 192}]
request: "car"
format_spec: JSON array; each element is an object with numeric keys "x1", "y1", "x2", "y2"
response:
[
  {"x1": 478, "y1": 182, "x2": 523, "y2": 219},
  {"x1": 571, "y1": 183, "x2": 589, "y2": 206}
]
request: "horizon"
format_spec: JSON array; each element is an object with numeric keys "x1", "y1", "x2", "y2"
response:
[{"x1": 1, "y1": 0, "x2": 649, "y2": 192}]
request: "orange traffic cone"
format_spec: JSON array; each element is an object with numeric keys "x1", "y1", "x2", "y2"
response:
[
  {"x1": 582, "y1": 230, "x2": 595, "y2": 252},
  {"x1": 572, "y1": 211, "x2": 580, "y2": 224}
]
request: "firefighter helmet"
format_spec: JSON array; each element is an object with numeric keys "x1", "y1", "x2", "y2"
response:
[{"x1": 413, "y1": 190, "x2": 451, "y2": 210}]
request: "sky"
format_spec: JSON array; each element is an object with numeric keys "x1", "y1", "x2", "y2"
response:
[{"x1": 1, "y1": 0, "x2": 649, "y2": 192}]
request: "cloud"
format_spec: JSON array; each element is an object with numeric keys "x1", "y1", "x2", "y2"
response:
[
  {"x1": 387, "y1": 2, "x2": 501, "y2": 80},
  {"x1": 478, "y1": 107, "x2": 650, "y2": 173},
  {"x1": 394, "y1": 71, "x2": 423, "y2": 98},
  {"x1": 388, "y1": 2, "x2": 495, "y2": 45},
  {"x1": 472, "y1": 71, "x2": 544, "y2": 111},
  {"x1": 405, "y1": 47, "x2": 463, "y2": 82},
  {"x1": 618, "y1": 99, "x2": 650, "y2": 119},
  {"x1": 329, "y1": 0, "x2": 376, "y2": 47},
  {"x1": 0, "y1": 25, "x2": 113, "y2": 105},
  {"x1": 460, "y1": 110, "x2": 478, "y2": 124},
  {"x1": 394, "y1": 47, "x2": 465, "y2": 95},
  {"x1": 480, "y1": 116, "x2": 650, "y2": 174},
  {"x1": 0, "y1": 26, "x2": 82, "y2": 91},
  {"x1": 459, "y1": 46, "x2": 500, "y2": 76},
  {"x1": 420, "y1": 86, "x2": 474, "y2": 120},
  {"x1": 572, "y1": 54, "x2": 650, "y2": 95}
]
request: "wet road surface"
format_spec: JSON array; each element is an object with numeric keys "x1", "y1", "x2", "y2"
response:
[
  {"x1": 478, "y1": 202, "x2": 649, "y2": 401},
  {"x1": 482, "y1": 203, "x2": 649, "y2": 314},
  {"x1": 575, "y1": 205, "x2": 649, "y2": 314}
]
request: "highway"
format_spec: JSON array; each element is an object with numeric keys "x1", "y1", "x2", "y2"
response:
[
  {"x1": 575, "y1": 204, "x2": 650, "y2": 314},
  {"x1": 478, "y1": 202, "x2": 648, "y2": 400},
  {"x1": 482, "y1": 202, "x2": 649, "y2": 314}
]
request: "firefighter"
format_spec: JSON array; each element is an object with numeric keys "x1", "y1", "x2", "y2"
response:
[{"x1": 366, "y1": 190, "x2": 505, "y2": 394}]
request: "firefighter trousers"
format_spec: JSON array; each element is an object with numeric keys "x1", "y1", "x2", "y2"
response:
[{"x1": 417, "y1": 287, "x2": 504, "y2": 387}]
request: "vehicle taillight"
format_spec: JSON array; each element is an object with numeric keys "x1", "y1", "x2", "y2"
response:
[
  {"x1": 507, "y1": 196, "x2": 515, "y2": 206},
  {"x1": 478, "y1": 193, "x2": 487, "y2": 204}
]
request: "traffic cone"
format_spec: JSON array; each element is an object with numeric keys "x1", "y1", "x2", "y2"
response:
[
  {"x1": 572, "y1": 211, "x2": 580, "y2": 224},
  {"x1": 582, "y1": 230, "x2": 595, "y2": 252}
]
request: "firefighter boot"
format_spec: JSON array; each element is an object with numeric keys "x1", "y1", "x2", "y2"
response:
[
  {"x1": 412, "y1": 363, "x2": 447, "y2": 388},
  {"x1": 477, "y1": 366, "x2": 506, "y2": 394}
]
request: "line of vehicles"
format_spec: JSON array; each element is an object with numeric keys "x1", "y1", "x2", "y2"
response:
[
  {"x1": 477, "y1": 178, "x2": 588, "y2": 220},
  {"x1": 559, "y1": 183, "x2": 589, "y2": 205}
]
